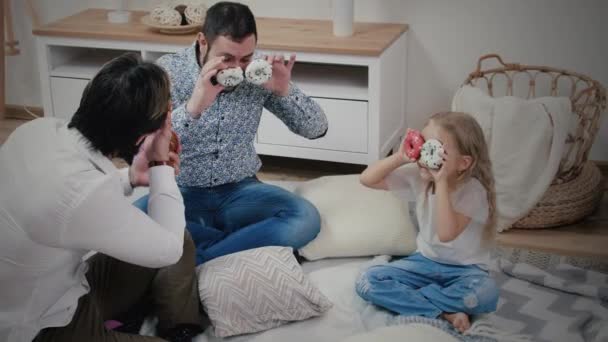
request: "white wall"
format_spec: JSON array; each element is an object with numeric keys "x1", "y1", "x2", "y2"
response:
[{"x1": 7, "y1": 0, "x2": 608, "y2": 160}]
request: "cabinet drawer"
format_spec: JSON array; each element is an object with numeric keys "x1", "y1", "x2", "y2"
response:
[
  {"x1": 50, "y1": 77, "x2": 89, "y2": 121},
  {"x1": 257, "y1": 98, "x2": 368, "y2": 153}
]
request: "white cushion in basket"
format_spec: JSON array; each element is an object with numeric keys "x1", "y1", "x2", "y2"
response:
[
  {"x1": 295, "y1": 174, "x2": 416, "y2": 260},
  {"x1": 452, "y1": 85, "x2": 573, "y2": 231}
]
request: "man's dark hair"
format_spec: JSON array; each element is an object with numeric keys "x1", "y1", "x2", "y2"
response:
[
  {"x1": 68, "y1": 53, "x2": 170, "y2": 162},
  {"x1": 201, "y1": 1, "x2": 257, "y2": 45}
]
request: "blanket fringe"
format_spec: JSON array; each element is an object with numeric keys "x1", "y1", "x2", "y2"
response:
[{"x1": 466, "y1": 320, "x2": 533, "y2": 342}]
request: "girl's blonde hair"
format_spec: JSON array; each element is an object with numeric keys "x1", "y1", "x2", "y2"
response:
[{"x1": 428, "y1": 111, "x2": 497, "y2": 242}]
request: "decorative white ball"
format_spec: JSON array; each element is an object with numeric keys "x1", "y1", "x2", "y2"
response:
[
  {"x1": 245, "y1": 59, "x2": 273, "y2": 85},
  {"x1": 184, "y1": 3, "x2": 206, "y2": 25},
  {"x1": 151, "y1": 7, "x2": 182, "y2": 26},
  {"x1": 216, "y1": 67, "x2": 244, "y2": 87},
  {"x1": 419, "y1": 139, "x2": 444, "y2": 170}
]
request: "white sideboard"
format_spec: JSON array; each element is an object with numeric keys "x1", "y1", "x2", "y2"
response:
[{"x1": 34, "y1": 9, "x2": 408, "y2": 165}]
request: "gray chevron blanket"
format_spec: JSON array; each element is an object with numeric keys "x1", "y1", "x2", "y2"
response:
[
  {"x1": 477, "y1": 257, "x2": 608, "y2": 342},
  {"x1": 382, "y1": 256, "x2": 608, "y2": 342},
  {"x1": 178, "y1": 255, "x2": 607, "y2": 342}
]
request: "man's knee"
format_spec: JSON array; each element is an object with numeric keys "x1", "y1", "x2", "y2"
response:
[
  {"x1": 293, "y1": 197, "x2": 321, "y2": 230},
  {"x1": 278, "y1": 196, "x2": 321, "y2": 247}
]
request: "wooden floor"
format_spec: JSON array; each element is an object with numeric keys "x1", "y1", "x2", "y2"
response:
[
  {"x1": 496, "y1": 195, "x2": 608, "y2": 259},
  {"x1": 1, "y1": 117, "x2": 606, "y2": 260}
]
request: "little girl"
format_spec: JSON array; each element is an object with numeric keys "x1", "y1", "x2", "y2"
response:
[{"x1": 356, "y1": 111, "x2": 499, "y2": 333}]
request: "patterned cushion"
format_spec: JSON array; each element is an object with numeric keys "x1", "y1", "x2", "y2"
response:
[{"x1": 196, "y1": 246, "x2": 333, "y2": 337}]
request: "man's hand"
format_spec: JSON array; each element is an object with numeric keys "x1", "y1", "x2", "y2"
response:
[
  {"x1": 263, "y1": 54, "x2": 296, "y2": 97},
  {"x1": 186, "y1": 56, "x2": 227, "y2": 118}
]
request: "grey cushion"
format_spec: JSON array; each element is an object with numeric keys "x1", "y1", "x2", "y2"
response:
[{"x1": 196, "y1": 246, "x2": 333, "y2": 337}]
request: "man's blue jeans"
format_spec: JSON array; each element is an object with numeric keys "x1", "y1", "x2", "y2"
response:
[
  {"x1": 134, "y1": 177, "x2": 320, "y2": 265},
  {"x1": 356, "y1": 253, "x2": 499, "y2": 318}
]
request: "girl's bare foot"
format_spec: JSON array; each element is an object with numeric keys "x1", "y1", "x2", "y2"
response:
[{"x1": 441, "y1": 312, "x2": 470, "y2": 333}]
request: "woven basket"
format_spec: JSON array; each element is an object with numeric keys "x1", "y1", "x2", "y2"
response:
[
  {"x1": 463, "y1": 54, "x2": 606, "y2": 229},
  {"x1": 514, "y1": 161, "x2": 604, "y2": 228}
]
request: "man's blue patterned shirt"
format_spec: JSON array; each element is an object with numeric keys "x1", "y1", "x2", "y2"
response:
[{"x1": 157, "y1": 45, "x2": 328, "y2": 188}]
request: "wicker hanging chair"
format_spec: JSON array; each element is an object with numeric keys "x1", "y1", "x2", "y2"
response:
[{"x1": 463, "y1": 54, "x2": 606, "y2": 229}]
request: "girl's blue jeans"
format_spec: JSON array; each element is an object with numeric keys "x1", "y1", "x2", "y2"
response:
[{"x1": 356, "y1": 252, "x2": 499, "y2": 318}]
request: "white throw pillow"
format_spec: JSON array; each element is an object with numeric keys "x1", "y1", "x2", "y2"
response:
[
  {"x1": 295, "y1": 174, "x2": 416, "y2": 260},
  {"x1": 196, "y1": 246, "x2": 333, "y2": 338},
  {"x1": 340, "y1": 324, "x2": 459, "y2": 342}
]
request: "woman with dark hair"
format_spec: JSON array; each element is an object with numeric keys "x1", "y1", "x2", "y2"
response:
[
  {"x1": 0, "y1": 53, "x2": 205, "y2": 342},
  {"x1": 68, "y1": 52, "x2": 173, "y2": 164}
]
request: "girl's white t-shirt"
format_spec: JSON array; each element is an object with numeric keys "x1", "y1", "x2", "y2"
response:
[{"x1": 386, "y1": 163, "x2": 491, "y2": 269}]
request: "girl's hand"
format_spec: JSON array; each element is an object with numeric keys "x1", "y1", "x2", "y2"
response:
[
  {"x1": 403, "y1": 128, "x2": 425, "y2": 161},
  {"x1": 429, "y1": 145, "x2": 453, "y2": 184},
  {"x1": 396, "y1": 131, "x2": 414, "y2": 165}
]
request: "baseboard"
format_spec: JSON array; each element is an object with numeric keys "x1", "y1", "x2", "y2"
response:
[{"x1": 5, "y1": 104, "x2": 44, "y2": 120}]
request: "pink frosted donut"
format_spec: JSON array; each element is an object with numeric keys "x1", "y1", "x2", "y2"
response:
[{"x1": 403, "y1": 129, "x2": 425, "y2": 160}]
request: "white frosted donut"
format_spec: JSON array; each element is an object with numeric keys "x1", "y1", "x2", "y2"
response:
[
  {"x1": 245, "y1": 59, "x2": 273, "y2": 85},
  {"x1": 216, "y1": 67, "x2": 244, "y2": 87},
  {"x1": 184, "y1": 3, "x2": 206, "y2": 25},
  {"x1": 151, "y1": 7, "x2": 182, "y2": 26},
  {"x1": 419, "y1": 139, "x2": 444, "y2": 169}
]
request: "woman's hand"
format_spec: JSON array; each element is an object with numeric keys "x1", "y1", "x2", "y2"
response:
[{"x1": 129, "y1": 113, "x2": 178, "y2": 187}]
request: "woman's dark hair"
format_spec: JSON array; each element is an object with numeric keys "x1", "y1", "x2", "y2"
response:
[
  {"x1": 201, "y1": 1, "x2": 257, "y2": 45},
  {"x1": 68, "y1": 53, "x2": 170, "y2": 162}
]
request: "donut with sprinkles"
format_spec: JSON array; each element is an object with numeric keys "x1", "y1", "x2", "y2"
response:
[
  {"x1": 245, "y1": 59, "x2": 273, "y2": 85},
  {"x1": 419, "y1": 139, "x2": 444, "y2": 169},
  {"x1": 216, "y1": 67, "x2": 244, "y2": 87}
]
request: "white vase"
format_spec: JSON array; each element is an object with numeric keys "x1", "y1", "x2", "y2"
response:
[
  {"x1": 108, "y1": 0, "x2": 131, "y2": 23},
  {"x1": 332, "y1": 0, "x2": 354, "y2": 37}
]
